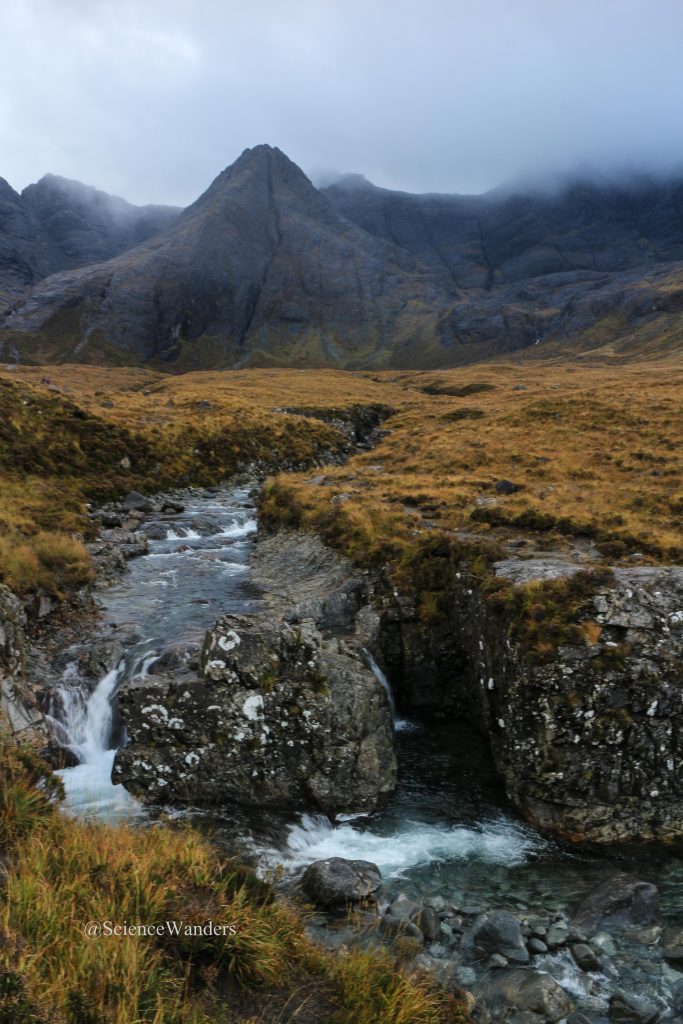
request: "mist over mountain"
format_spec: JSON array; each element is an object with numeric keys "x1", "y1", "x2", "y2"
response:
[
  {"x1": 0, "y1": 174, "x2": 179, "y2": 311},
  {"x1": 1, "y1": 145, "x2": 682, "y2": 369}
]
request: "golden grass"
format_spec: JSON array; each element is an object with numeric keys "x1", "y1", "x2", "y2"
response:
[
  {"x1": 1, "y1": 358, "x2": 682, "y2": 598},
  {"x1": 0, "y1": 738, "x2": 469, "y2": 1024}
]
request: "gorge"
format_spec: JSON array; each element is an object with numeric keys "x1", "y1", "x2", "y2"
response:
[{"x1": 19, "y1": 475, "x2": 681, "y2": 1023}]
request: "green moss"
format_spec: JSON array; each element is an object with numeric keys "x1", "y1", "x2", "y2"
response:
[{"x1": 487, "y1": 569, "x2": 615, "y2": 665}]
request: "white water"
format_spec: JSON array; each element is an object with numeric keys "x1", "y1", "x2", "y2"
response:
[
  {"x1": 362, "y1": 648, "x2": 413, "y2": 731},
  {"x1": 51, "y1": 490, "x2": 259, "y2": 822},
  {"x1": 261, "y1": 812, "x2": 546, "y2": 879},
  {"x1": 51, "y1": 662, "x2": 141, "y2": 820}
]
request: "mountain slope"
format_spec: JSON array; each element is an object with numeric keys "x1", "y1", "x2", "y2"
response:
[
  {"x1": 0, "y1": 146, "x2": 463, "y2": 368},
  {"x1": 322, "y1": 171, "x2": 683, "y2": 360},
  {"x1": 324, "y1": 172, "x2": 683, "y2": 288},
  {"x1": 0, "y1": 175, "x2": 180, "y2": 314},
  {"x1": 1, "y1": 150, "x2": 683, "y2": 369}
]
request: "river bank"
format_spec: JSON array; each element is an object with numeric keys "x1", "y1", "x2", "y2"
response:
[{"x1": 27, "y1": 488, "x2": 682, "y2": 1023}]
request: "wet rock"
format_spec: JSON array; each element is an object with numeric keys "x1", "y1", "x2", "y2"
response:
[
  {"x1": 114, "y1": 611, "x2": 396, "y2": 813},
  {"x1": 40, "y1": 741, "x2": 79, "y2": 769},
  {"x1": 0, "y1": 583, "x2": 45, "y2": 742},
  {"x1": 149, "y1": 643, "x2": 201, "y2": 675},
  {"x1": 98, "y1": 511, "x2": 123, "y2": 528},
  {"x1": 122, "y1": 491, "x2": 153, "y2": 513},
  {"x1": 413, "y1": 906, "x2": 440, "y2": 942},
  {"x1": 301, "y1": 857, "x2": 381, "y2": 908},
  {"x1": 528, "y1": 937, "x2": 548, "y2": 955},
  {"x1": 461, "y1": 910, "x2": 529, "y2": 964},
  {"x1": 571, "y1": 942, "x2": 601, "y2": 972},
  {"x1": 378, "y1": 915, "x2": 424, "y2": 943},
  {"x1": 387, "y1": 895, "x2": 422, "y2": 921},
  {"x1": 474, "y1": 968, "x2": 574, "y2": 1023},
  {"x1": 161, "y1": 501, "x2": 185, "y2": 514},
  {"x1": 572, "y1": 875, "x2": 659, "y2": 937},
  {"x1": 661, "y1": 926, "x2": 683, "y2": 967},
  {"x1": 608, "y1": 990, "x2": 660, "y2": 1023},
  {"x1": 546, "y1": 920, "x2": 571, "y2": 948}
]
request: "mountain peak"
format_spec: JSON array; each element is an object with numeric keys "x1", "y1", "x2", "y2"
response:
[{"x1": 183, "y1": 144, "x2": 320, "y2": 221}]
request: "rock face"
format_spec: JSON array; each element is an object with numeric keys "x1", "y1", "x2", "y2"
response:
[
  {"x1": 0, "y1": 173, "x2": 178, "y2": 315},
  {"x1": 301, "y1": 857, "x2": 382, "y2": 907},
  {"x1": 379, "y1": 556, "x2": 683, "y2": 842},
  {"x1": 113, "y1": 533, "x2": 397, "y2": 812},
  {"x1": 4, "y1": 148, "x2": 683, "y2": 367},
  {"x1": 1, "y1": 146, "x2": 458, "y2": 368},
  {"x1": 0, "y1": 583, "x2": 44, "y2": 741},
  {"x1": 324, "y1": 171, "x2": 683, "y2": 362}
]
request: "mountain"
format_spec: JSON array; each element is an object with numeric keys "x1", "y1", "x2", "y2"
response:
[
  {"x1": 1, "y1": 148, "x2": 682, "y2": 369},
  {"x1": 0, "y1": 174, "x2": 180, "y2": 312},
  {"x1": 323, "y1": 172, "x2": 683, "y2": 287},
  {"x1": 0, "y1": 146, "x2": 462, "y2": 368}
]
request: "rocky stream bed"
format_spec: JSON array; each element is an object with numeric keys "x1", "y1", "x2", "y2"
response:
[{"x1": 2, "y1": 485, "x2": 683, "y2": 1023}]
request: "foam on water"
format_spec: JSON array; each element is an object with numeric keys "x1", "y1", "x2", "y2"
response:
[
  {"x1": 219, "y1": 518, "x2": 257, "y2": 539},
  {"x1": 264, "y1": 812, "x2": 546, "y2": 878},
  {"x1": 56, "y1": 750, "x2": 141, "y2": 821},
  {"x1": 52, "y1": 489, "x2": 259, "y2": 823}
]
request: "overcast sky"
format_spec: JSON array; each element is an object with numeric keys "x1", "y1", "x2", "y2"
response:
[{"x1": 1, "y1": 0, "x2": 682, "y2": 206}]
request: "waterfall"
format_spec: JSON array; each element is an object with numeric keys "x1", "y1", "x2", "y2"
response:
[
  {"x1": 50, "y1": 660, "x2": 139, "y2": 819},
  {"x1": 51, "y1": 662, "x2": 122, "y2": 764},
  {"x1": 362, "y1": 648, "x2": 396, "y2": 718}
]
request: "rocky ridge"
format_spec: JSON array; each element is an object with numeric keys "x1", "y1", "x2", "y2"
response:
[{"x1": 2, "y1": 148, "x2": 683, "y2": 366}]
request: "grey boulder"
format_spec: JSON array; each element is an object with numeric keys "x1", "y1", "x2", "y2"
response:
[
  {"x1": 461, "y1": 910, "x2": 530, "y2": 964},
  {"x1": 301, "y1": 857, "x2": 381, "y2": 908}
]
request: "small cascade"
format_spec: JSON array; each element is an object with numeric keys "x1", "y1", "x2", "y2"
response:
[
  {"x1": 362, "y1": 648, "x2": 414, "y2": 730},
  {"x1": 50, "y1": 660, "x2": 139, "y2": 820},
  {"x1": 49, "y1": 486, "x2": 260, "y2": 820},
  {"x1": 362, "y1": 648, "x2": 396, "y2": 716}
]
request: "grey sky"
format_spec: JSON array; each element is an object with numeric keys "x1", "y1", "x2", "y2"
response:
[{"x1": 1, "y1": 0, "x2": 682, "y2": 205}]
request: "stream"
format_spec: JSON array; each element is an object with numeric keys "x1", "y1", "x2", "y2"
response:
[{"x1": 51, "y1": 486, "x2": 683, "y2": 1021}]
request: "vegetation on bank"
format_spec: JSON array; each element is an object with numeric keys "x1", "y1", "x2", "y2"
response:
[
  {"x1": 1, "y1": 358, "x2": 682, "y2": 599},
  {"x1": 0, "y1": 374, "x2": 352, "y2": 597},
  {"x1": 0, "y1": 737, "x2": 468, "y2": 1024}
]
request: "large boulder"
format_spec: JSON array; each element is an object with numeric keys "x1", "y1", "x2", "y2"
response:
[
  {"x1": 461, "y1": 910, "x2": 529, "y2": 964},
  {"x1": 473, "y1": 968, "x2": 574, "y2": 1023},
  {"x1": 572, "y1": 875, "x2": 659, "y2": 936},
  {"x1": 113, "y1": 612, "x2": 396, "y2": 813},
  {"x1": 301, "y1": 857, "x2": 381, "y2": 907},
  {"x1": 382, "y1": 560, "x2": 683, "y2": 842}
]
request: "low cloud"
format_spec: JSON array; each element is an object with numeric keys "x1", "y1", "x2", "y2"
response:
[{"x1": 1, "y1": 0, "x2": 682, "y2": 204}]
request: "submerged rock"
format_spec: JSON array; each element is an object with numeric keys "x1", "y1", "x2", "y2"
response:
[
  {"x1": 608, "y1": 990, "x2": 660, "y2": 1024},
  {"x1": 113, "y1": 611, "x2": 396, "y2": 813},
  {"x1": 572, "y1": 875, "x2": 659, "y2": 937},
  {"x1": 473, "y1": 967, "x2": 574, "y2": 1023},
  {"x1": 301, "y1": 857, "x2": 381, "y2": 907}
]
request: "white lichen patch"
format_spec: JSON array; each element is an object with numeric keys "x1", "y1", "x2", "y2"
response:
[
  {"x1": 242, "y1": 694, "x2": 264, "y2": 721},
  {"x1": 217, "y1": 630, "x2": 241, "y2": 653}
]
